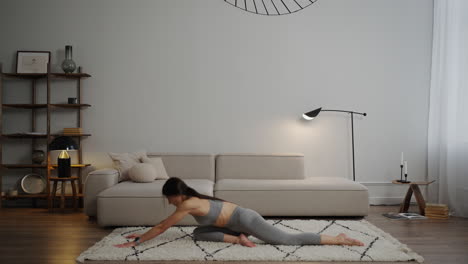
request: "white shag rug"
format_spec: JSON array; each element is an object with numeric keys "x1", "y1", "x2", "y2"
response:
[{"x1": 77, "y1": 219, "x2": 424, "y2": 263}]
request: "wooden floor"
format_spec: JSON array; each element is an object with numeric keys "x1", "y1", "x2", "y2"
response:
[{"x1": 0, "y1": 205, "x2": 467, "y2": 264}]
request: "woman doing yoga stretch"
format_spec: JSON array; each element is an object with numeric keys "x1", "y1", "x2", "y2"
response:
[{"x1": 114, "y1": 177, "x2": 364, "y2": 248}]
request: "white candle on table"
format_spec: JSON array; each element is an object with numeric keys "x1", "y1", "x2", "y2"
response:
[
  {"x1": 401, "y1": 152, "x2": 404, "y2": 166},
  {"x1": 404, "y1": 161, "x2": 408, "y2": 174}
]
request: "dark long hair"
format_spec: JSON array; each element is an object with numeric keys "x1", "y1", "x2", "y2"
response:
[{"x1": 162, "y1": 177, "x2": 226, "y2": 202}]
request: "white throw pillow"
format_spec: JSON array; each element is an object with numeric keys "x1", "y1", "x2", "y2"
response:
[
  {"x1": 141, "y1": 156, "x2": 169, "y2": 180},
  {"x1": 129, "y1": 163, "x2": 156, "y2": 183},
  {"x1": 108, "y1": 150, "x2": 147, "y2": 182}
]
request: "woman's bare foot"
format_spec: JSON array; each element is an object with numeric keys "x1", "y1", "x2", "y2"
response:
[
  {"x1": 238, "y1": 233, "x2": 256, "y2": 247},
  {"x1": 336, "y1": 233, "x2": 364, "y2": 246}
]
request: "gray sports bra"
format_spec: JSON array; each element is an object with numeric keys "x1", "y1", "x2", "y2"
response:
[{"x1": 193, "y1": 199, "x2": 223, "y2": 226}]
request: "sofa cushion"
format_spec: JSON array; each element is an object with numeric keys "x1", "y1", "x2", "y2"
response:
[
  {"x1": 148, "y1": 153, "x2": 215, "y2": 181},
  {"x1": 215, "y1": 177, "x2": 368, "y2": 191},
  {"x1": 108, "y1": 150, "x2": 147, "y2": 182},
  {"x1": 216, "y1": 153, "x2": 305, "y2": 180},
  {"x1": 142, "y1": 156, "x2": 169, "y2": 180},
  {"x1": 98, "y1": 179, "x2": 214, "y2": 198},
  {"x1": 128, "y1": 163, "x2": 156, "y2": 183}
]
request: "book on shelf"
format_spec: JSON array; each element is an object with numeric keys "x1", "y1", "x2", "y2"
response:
[
  {"x1": 383, "y1": 212, "x2": 427, "y2": 220},
  {"x1": 63, "y1": 128, "x2": 83, "y2": 134}
]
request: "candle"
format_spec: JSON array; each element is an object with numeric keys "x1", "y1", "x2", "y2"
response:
[
  {"x1": 401, "y1": 152, "x2": 404, "y2": 165},
  {"x1": 404, "y1": 161, "x2": 408, "y2": 174}
]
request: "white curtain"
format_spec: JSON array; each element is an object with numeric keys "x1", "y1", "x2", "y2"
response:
[{"x1": 427, "y1": 0, "x2": 468, "y2": 217}]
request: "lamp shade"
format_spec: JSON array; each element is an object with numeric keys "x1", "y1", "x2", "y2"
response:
[
  {"x1": 49, "y1": 136, "x2": 78, "y2": 151},
  {"x1": 302, "y1": 107, "x2": 322, "y2": 120}
]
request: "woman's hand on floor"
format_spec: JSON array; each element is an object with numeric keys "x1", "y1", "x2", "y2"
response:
[
  {"x1": 113, "y1": 241, "x2": 136, "y2": 248},
  {"x1": 125, "y1": 233, "x2": 140, "y2": 239},
  {"x1": 114, "y1": 233, "x2": 142, "y2": 247}
]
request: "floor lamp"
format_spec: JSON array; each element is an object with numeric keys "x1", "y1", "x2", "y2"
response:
[{"x1": 302, "y1": 107, "x2": 367, "y2": 181}]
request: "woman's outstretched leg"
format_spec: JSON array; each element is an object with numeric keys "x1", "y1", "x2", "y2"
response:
[
  {"x1": 232, "y1": 208, "x2": 321, "y2": 245},
  {"x1": 231, "y1": 208, "x2": 364, "y2": 246}
]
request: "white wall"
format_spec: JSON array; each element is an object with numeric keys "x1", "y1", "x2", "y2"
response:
[{"x1": 0, "y1": 0, "x2": 433, "y2": 204}]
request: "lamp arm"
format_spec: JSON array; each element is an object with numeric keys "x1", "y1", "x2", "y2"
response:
[{"x1": 321, "y1": 109, "x2": 367, "y2": 116}]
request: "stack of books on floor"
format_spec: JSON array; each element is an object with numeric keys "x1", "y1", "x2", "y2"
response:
[
  {"x1": 425, "y1": 203, "x2": 449, "y2": 219},
  {"x1": 63, "y1": 128, "x2": 82, "y2": 135}
]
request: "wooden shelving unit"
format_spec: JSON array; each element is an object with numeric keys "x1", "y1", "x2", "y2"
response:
[
  {"x1": 50, "y1": 104, "x2": 91, "y2": 108},
  {"x1": 1, "y1": 164, "x2": 91, "y2": 169},
  {"x1": 1, "y1": 134, "x2": 91, "y2": 138},
  {"x1": 3, "y1": 104, "x2": 48, "y2": 109},
  {"x1": 0, "y1": 64, "x2": 91, "y2": 208},
  {"x1": 2, "y1": 193, "x2": 83, "y2": 199},
  {"x1": 1, "y1": 73, "x2": 91, "y2": 79}
]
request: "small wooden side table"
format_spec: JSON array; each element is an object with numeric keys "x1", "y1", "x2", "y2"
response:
[
  {"x1": 392, "y1": 180, "x2": 435, "y2": 215},
  {"x1": 48, "y1": 176, "x2": 79, "y2": 211}
]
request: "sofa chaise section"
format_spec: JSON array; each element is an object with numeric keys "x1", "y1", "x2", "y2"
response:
[{"x1": 214, "y1": 153, "x2": 369, "y2": 216}]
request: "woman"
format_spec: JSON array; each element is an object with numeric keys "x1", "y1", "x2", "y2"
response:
[{"x1": 115, "y1": 177, "x2": 364, "y2": 248}]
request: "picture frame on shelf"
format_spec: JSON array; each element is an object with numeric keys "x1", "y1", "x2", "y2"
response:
[{"x1": 16, "y1": 51, "x2": 51, "y2": 73}]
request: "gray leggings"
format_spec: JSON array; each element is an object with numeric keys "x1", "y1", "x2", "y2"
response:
[{"x1": 193, "y1": 206, "x2": 321, "y2": 245}]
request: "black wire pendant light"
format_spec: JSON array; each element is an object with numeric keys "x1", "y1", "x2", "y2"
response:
[{"x1": 224, "y1": 0, "x2": 319, "y2": 16}]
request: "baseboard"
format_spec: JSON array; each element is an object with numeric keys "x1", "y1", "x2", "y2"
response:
[{"x1": 359, "y1": 182, "x2": 395, "y2": 186}]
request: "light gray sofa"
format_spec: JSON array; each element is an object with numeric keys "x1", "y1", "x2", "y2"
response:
[{"x1": 84, "y1": 153, "x2": 369, "y2": 227}]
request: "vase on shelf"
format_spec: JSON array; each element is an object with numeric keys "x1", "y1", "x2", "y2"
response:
[
  {"x1": 32, "y1": 149, "x2": 45, "y2": 164},
  {"x1": 61, "y1": 45, "x2": 76, "y2": 73}
]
